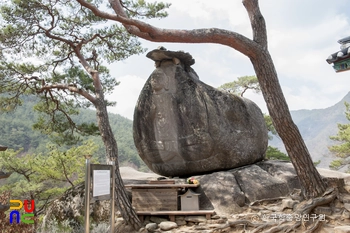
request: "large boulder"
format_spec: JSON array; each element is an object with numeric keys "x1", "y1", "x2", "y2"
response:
[
  {"x1": 232, "y1": 164, "x2": 290, "y2": 203},
  {"x1": 189, "y1": 161, "x2": 303, "y2": 215},
  {"x1": 133, "y1": 48, "x2": 268, "y2": 177},
  {"x1": 194, "y1": 171, "x2": 246, "y2": 215}
]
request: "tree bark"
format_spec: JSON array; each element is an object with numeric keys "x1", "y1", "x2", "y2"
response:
[
  {"x1": 243, "y1": 0, "x2": 326, "y2": 198},
  {"x1": 250, "y1": 51, "x2": 326, "y2": 198},
  {"x1": 76, "y1": 0, "x2": 327, "y2": 198},
  {"x1": 72, "y1": 40, "x2": 141, "y2": 229},
  {"x1": 92, "y1": 72, "x2": 141, "y2": 229}
]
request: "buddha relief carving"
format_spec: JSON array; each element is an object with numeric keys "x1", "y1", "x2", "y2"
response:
[{"x1": 149, "y1": 68, "x2": 179, "y2": 162}]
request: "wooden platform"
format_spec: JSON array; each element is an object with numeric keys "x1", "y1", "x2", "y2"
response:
[
  {"x1": 136, "y1": 210, "x2": 216, "y2": 222},
  {"x1": 126, "y1": 183, "x2": 200, "y2": 212},
  {"x1": 125, "y1": 184, "x2": 199, "y2": 189},
  {"x1": 148, "y1": 180, "x2": 175, "y2": 184},
  {"x1": 132, "y1": 188, "x2": 178, "y2": 211},
  {"x1": 126, "y1": 183, "x2": 213, "y2": 222}
]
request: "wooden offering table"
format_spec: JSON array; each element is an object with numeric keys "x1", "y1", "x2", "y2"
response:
[{"x1": 125, "y1": 183, "x2": 215, "y2": 222}]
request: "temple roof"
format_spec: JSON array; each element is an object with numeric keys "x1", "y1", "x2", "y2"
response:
[
  {"x1": 338, "y1": 36, "x2": 350, "y2": 44},
  {"x1": 326, "y1": 36, "x2": 350, "y2": 64},
  {"x1": 326, "y1": 47, "x2": 350, "y2": 64}
]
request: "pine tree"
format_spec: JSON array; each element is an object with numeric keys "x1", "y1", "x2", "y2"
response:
[
  {"x1": 0, "y1": 0, "x2": 169, "y2": 229},
  {"x1": 329, "y1": 102, "x2": 350, "y2": 172}
]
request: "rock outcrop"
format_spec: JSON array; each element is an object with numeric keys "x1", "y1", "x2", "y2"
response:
[
  {"x1": 191, "y1": 161, "x2": 302, "y2": 215},
  {"x1": 38, "y1": 162, "x2": 350, "y2": 233},
  {"x1": 133, "y1": 48, "x2": 268, "y2": 177}
]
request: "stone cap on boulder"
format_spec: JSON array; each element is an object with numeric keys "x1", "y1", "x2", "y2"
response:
[{"x1": 146, "y1": 47, "x2": 195, "y2": 67}]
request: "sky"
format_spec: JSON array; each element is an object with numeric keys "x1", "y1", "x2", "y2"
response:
[{"x1": 106, "y1": 0, "x2": 350, "y2": 120}]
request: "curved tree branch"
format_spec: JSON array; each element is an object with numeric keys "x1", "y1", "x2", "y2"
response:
[
  {"x1": 38, "y1": 83, "x2": 96, "y2": 104},
  {"x1": 76, "y1": 0, "x2": 261, "y2": 58}
]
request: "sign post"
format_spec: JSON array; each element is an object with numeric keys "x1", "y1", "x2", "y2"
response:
[
  {"x1": 90, "y1": 164, "x2": 114, "y2": 233},
  {"x1": 84, "y1": 157, "x2": 115, "y2": 233},
  {"x1": 109, "y1": 159, "x2": 115, "y2": 233},
  {"x1": 84, "y1": 155, "x2": 92, "y2": 233}
]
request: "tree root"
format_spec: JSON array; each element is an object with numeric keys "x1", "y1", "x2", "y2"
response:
[
  {"x1": 250, "y1": 196, "x2": 285, "y2": 206},
  {"x1": 304, "y1": 219, "x2": 323, "y2": 233},
  {"x1": 294, "y1": 188, "x2": 336, "y2": 215},
  {"x1": 228, "y1": 188, "x2": 337, "y2": 233}
]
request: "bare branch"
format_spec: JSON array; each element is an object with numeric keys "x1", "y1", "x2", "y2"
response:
[
  {"x1": 57, "y1": 157, "x2": 75, "y2": 187},
  {"x1": 35, "y1": 194, "x2": 53, "y2": 215}
]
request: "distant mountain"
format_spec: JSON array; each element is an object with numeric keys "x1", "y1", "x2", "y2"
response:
[
  {"x1": 270, "y1": 92, "x2": 350, "y2": 169},
  {"x1": 3, "y1": 92, "x2": 350, "y2": 171},
  {"x1": 0, "y1": 96, "x2": 147, "y2": 170}
]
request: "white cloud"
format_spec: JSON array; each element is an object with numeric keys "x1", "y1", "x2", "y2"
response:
[
  {"x1": 107, "y1": 0, "x2": 350, "y2": 120},
  {"x1": 106, "y1": 75, "x2": 146, "y2": 119}
]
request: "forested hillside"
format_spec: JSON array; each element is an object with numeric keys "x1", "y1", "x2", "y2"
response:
[
  {"x1": 270, "y1": 92, "x2": 350, "y2": 169},
  {"x1": 0, "y1": 96, "x2": 147, "y2": 170},
  {"x1": 3, "y1": 92, "x2": 350, "y2": 172}
]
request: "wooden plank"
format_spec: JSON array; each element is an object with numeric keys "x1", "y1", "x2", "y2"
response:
[
  {"x1": 132, "y1": 188, "x2": 178, "y2": 211},
  {"x1": 136, "y1": 210, "x2": 216, "y2": 222},
  {"x1": 132, "y1": 188, "x2": 177, "y2": 193},
  {"x1": 148, "y1": 180, "x2": 175, "y2": 184},
  {"x1": 133, "y1": 199, "x2": 177, "y2": 205},
  {"x1": 136, "y1": 210, "x2": 215, "y2": 215},
  {"x1": 135, "y1": 206, "x2": 177, "y2": 211},
  {"x1": 133, "y1": 201, "x2": 177, "y2": 208},
  {"x1": 125, "y1": 184, "x2": 199, "y2": 189},
  {"x1": 133, "y1": 189, "x2": 177, "y2": 196},
  {"x1": 133, "y1": 193, "x2": 176, "y2": 198}
]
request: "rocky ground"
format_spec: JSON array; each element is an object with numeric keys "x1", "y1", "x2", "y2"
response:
[
  {"x1": 39, "y1": 164, "x2": 350, "y2": 233},
  {"x1": 116, "y1": 165, "x2": 350, "y2": 233},
  {"x1": 113, "y1": 192, "x2": 350, "y2": 233}
]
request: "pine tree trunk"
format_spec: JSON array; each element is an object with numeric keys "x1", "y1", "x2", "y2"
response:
[
  {"x1": 94, "y1": 87, "x2": 141, "y2": 229},
  {"x1": 243, "y1": 0, "x2": 327, "y2": 198},
  {"x1": 250, "y1": 51, "x2": 327, "y2": 198}
]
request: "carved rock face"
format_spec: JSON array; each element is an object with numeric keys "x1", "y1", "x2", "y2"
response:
[{"x1": 133, "y1": 49, "x2": 268, "y2": 177}]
